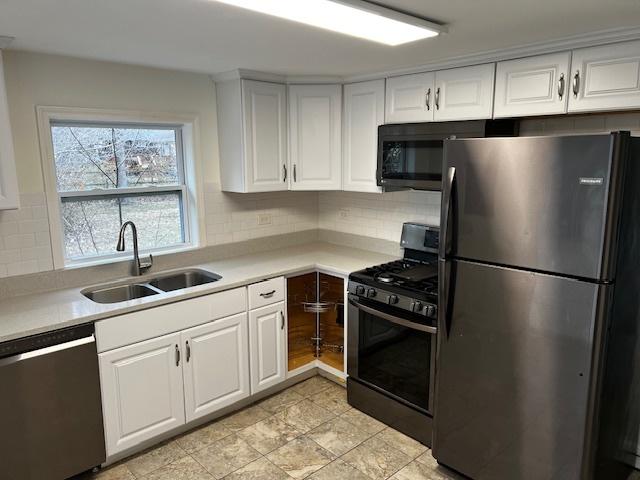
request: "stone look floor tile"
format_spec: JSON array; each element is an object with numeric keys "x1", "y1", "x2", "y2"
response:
[
  {"x1": 176, "y1": 421, "x2": 233, "y2": 453},
  {"x1": 276, "y1": 399, "x2": 335, "y2": 433},
  {"x1": 192, "y1": 434, "x2": 261, "y2": 479},
  {"x1": 307, "y1": 458, "x2": 372, "y2": 480},
  {"x1": 141, "y1": 456, "x2": 213, "y2": 480},
  {"x1": 342, "y1": 436, "x2": 412, "y2": 480},
  {"x1": 376, "y1": 428, "x2": 428, "y2": 459},
  {"x1": 125, "y1": 441, "x2": 186, "y2": 477},
  {"x1": 266, "y1": 436, "x2": 335, "y2": 479},
  {"x1": 219, "y1": 404, "x2": 272, "y2": 432},
  {"x1": 307, "y1": 416, "x2": 371, "y2": 456},
  {"x1": 83, "y1": 464, "x2": 135, "y2": 480},
  {"x1": 222, "y1": 457, "x2": 290, "y2": 480},
  {"x1": 290, "y1": 376, "x2": 335, "y2": 397},
  {"x1": 309, "y1": 384, "x2": 350, "y2": 415},
  {"x1": 258, "y1": 389, "x2": 305, "y2": 414},
  {"x1": 340, "y1": 408, "x2": 387, "y2": 436},
  {"x1": 238, "y1": 415, "x2": 302, "y2": 454}
]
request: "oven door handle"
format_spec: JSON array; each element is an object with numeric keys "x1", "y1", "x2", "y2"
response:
[{"x1": 348, "y1": 299, "x2": 437, "y2": 335}]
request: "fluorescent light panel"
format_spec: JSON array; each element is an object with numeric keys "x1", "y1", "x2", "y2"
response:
[{"x1": 214, "y1": 0, "x2": 444, "y2": 46}]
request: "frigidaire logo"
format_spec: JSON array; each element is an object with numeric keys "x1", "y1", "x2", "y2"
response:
[{"x1": 579, "y1": 177, "x2": 604, "y2": 185}]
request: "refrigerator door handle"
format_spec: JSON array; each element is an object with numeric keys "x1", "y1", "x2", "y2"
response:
[
  {"x1": 438, "y1": 259, "x2": 456, "y2": 339},
  {"x1": 440, "y1": 166, "x2": 456, "y2": 259}
]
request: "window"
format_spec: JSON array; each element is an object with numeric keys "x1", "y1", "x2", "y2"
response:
[{"x1": 39, "y1": 108, "x2": 203, "y2": 267}]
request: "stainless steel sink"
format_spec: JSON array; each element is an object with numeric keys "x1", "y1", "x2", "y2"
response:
[
  {"x1": 82, "y1": 283, "x2": 161, "y2": 304},
  {"x1": 148, "y1": 269, "x2": 222, "y2": 292},
  {"x1": 82, "y1": 268, "x2": 222, "y2": 303}
]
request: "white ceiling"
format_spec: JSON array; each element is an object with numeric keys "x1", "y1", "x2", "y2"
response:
[{"x1": 0, "y1": 0, "x2": 639, "y2": 77}]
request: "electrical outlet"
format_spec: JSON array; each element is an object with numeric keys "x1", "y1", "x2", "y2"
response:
[
  {"x1": 339, "y1": 208, "x2": 350, "y2": 220},
  {"x1": 257, "y1": 213, "x2": 273, "y2": 226}
]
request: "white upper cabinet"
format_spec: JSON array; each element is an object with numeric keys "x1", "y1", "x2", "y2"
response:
[
  {"x1": 569, "y1": 40, "x2": 640, "y2": 113},
  {"x1": 433, "y1": 64, "x2": 495, "y2": 121},
  {"x1": 217, "y1": 79, "x2": 288, "y2": 193},
  {"x1": 0, "y1": 50, "x2": 19, "y2": 210},
  {"x1": 494, "y1": 52, "x2": 571, "y2": 118},
  {"x1": 343, "y1": 80, "x2": 384, "y2": 193},
  {"x1": 385, "y1": 72, "x2": 434, "y2": 123},
  {"x1": 288, "y1": 84, "x2": 342, "y2": 190}
]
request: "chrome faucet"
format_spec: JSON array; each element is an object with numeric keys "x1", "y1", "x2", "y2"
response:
[{"x1": 116, "y1": 221, "x2": 153, "y2": 276}]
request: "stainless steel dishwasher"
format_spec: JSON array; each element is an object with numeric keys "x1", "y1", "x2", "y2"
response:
[{"x1": 0, "y1": 324, "x2": 106, "y2": 479}]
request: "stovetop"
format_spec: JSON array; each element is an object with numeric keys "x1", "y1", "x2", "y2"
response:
[{"x1": 350, "y1": 257, "x2": 438, "y2": 302}]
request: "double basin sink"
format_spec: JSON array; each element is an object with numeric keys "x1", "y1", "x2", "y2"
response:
[{"x1": 82, "y1": 269, "x2": 222, "y2": 304}]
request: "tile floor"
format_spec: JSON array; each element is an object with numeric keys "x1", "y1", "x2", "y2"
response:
[{"x1": 76, "y1": 375, "x2": 461, "y2": 480}]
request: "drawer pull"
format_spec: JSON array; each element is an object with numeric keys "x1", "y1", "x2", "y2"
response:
[{"x1": 260, "y1": 290, "x2": 276, "y2": 298}]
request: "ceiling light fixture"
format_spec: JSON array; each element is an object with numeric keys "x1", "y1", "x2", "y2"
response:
[{"x1": 213, "y1": 0, "x2": 446, "y2": 46}]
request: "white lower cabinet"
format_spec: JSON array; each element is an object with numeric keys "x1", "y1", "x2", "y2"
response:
[
  {"x1": 182, "y1": 313, "x2": 250, "y2": 422},
  {"x1": 99, "y1": 332, "x2": 186, "y2": 456},
  {"x1": 249, "y1": 302, "x2": 286, "y2": 393}
]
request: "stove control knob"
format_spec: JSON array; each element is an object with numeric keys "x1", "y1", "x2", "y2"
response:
[
  {"x1": 425, "y1": 305, "x2": 437, "y2": 317},
  {"x1": 411, "y1": 301, "x2": 424, "y2": 313},
  {"x1": 355, "y1": 285, "x2": 365, "y2": 296},
  {"x1": 387, "y1": 294, "x2": 399, "y2": 305},
  {"x1": 366, "y1": 288, "x2": 377, "y2": 298}
]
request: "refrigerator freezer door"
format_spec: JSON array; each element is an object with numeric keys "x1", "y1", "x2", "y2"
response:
[
  {"x1": 434, "y1": 259, "x2": 607, "y2": 480},
  {"x1": 442, "y1": 135, "x2": 619, "y2": 281}
]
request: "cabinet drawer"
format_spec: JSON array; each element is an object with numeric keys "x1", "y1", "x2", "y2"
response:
[
  {"x1": 248, "y1": 277, "x2": 285, "y2": 309},
  {"x1": 96, "y1": 287, "x2": 247, "y2": 353}
]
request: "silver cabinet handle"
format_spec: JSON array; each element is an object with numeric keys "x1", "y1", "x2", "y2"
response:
[
  {"x1": 293, "y1": 164, "x2": 297, "y2": 182},
  {"x1": 435, "y1": 87, "x2": 441, "y2": 110},
  {"x1": 175, "y1": 344, "x2": 181, "y2": 367},
  {"x1": 280, "y1": 311, "x2": 285, "y2": 330},
  {"x1": 558, "y1": 73, "x2": 565, "y2": 100},
  {"x1": 573, "y1": 71, "x2": 580, "y2": 98},
  {"x1": 425, "y1": 88, "x2": 431, "y2": 111},
  {"x1": 186, "y1": 341, "x2": 191, "y2": 363},
  {"x1": 260, "y1": 290, "x2": 276, "y2": 298},
  {"x1": 283, "y1": 164, "x2": 287, "y2": 182}
]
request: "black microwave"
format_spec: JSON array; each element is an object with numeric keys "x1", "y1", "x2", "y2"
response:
[{"x1": 377, "y1": 119, "x2": 518, "y2": 191}]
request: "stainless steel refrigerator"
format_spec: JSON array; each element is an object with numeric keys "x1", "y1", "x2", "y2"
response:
[{"x1": 434, "y1": 132, "x2": 640, "y2": 480}]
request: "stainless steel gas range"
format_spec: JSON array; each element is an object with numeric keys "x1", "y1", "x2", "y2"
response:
[{"x1": 347, "y1": 222, "x2": 438, "y2": 446}]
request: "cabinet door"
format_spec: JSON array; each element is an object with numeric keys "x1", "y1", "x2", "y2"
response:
[
  {"x1": 434, "y1": 64, "x2": 495, "y2": 121},
  {"x1": 343, "y1": 80, "x2": 384, "y2": 193},
  {"x1": 494, "y1": 52, "x2": 571, "y2": 117},
  {"x1": 242, "y1": 80, "x2": 288, "y2": 192},
  {"x1": 249, "y1": 302, "x2": 286, "y2": 393},
  {"x1": 569, "y1": 40, "x2": 640, "y2": 113},
  {"x1": 289, "y1": 84, "x2": 342, "y2": 190},
  {"x1": 181, "y1": 313, "x2": 250, "y2": 422},
  {"x1": 0, "y1": 51, "x2": 19, "y2": 210},
  {"x1": 385, "y1": 72, "x2": 435, "y2": 123},
  {"x1": 99, "y1": 332, "x2": 185, "y2": 456}
]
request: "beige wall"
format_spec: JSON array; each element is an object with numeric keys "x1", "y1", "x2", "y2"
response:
[{"x1": 3, "y1": 50, "x2": 220, "y2": 193}]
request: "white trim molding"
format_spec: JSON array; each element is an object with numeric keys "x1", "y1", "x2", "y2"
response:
[{"x1": 35, "y1": 106, "x2": 206, "y2": 269}]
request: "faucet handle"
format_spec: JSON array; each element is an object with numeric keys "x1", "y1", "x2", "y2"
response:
[{"x1": 139, "y1": 254, "x2": 153, "y2": 273}]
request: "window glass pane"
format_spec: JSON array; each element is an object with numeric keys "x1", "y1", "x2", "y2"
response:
[
  {"x1": 51, "y1": 125, "x2": 180, "y2": 192},
  {"x1": 61, "y1": 193, "x2": 185, "y2": 260}
]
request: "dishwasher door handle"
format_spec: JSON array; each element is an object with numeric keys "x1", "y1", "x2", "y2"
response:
[{"x1": 0, "y1": 335, "x2": 95, "y2": 366}]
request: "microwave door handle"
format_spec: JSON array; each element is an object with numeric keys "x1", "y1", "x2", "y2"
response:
[
  {"x1": 440, "y1": 166, "x2": 456, "y2": 260},
  {"x1": 348, "y1": 299, "x2": 437, "y2": 335}
]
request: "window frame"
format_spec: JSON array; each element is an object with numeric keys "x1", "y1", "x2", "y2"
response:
[{"x1": 37, "y1": 107, "x2": 205, "y2": 269}]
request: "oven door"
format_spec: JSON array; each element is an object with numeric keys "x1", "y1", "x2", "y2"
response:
[
  {"x1": 377, "y1": 135, "x2": 444, "y2": 190},
  {"x1": 347, "y1": 295, "x2": 437, "y2": 415}
]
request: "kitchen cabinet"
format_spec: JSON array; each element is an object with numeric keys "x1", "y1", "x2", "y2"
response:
[
  {"x1": 217, "y1": 79, "x2": 288, "y2": 193},
  {"x1": 99, "y1": 332, "x2": 186, "y2": 456},
  {"x1": 433, "y1": 64, "x2": 495, "y2": 121},
  {"x1": 249, "y1": 302, "x2": 287, "y2": 393},
  {"x1": 343, "y1": 80, "x2": 384, "y2": 193},
  {"x1": 0, "y1": 50, "x2": 19, "y2": 210},
  {"x1": 569, "y1": 40, "x2": 640, "y2": 113},
  {"x1": 288, "y1": 84, "x2": 342, "y2": 190},
  {"x1": 182, "y1": 313, "x2": 250, "y2": 422},
  {"x1": 287, "y1": 272, "x2": 345, "y2": 373},
  {"x1": 385, "y1": 72, "x2": 435, "y2": 123},
  {"x1": 494, "y1": 52, "x2": 571, "y2": 117}
]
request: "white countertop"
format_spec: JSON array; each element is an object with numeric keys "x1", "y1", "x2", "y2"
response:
[{"x1": 0, "y1": 242, "x2": 396, "y2": 344}]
